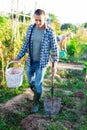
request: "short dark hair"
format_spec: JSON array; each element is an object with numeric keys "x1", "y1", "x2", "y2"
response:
[{"x1": 34, "y1": 9, "x2": 45, "y2": 16}]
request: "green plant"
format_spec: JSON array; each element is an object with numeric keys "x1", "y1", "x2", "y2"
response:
[
  {"x1": 45, "y1": 122, "x2": 57, "y2": 130},
  {"x1": 67, "y1": 37, "x2": 78, "y2": 56},
  {"x1": 83, "y1": 61, "x2": 87, "y2": 74},
  {"x1": 45, "y1": 121, "x2": 68, "y2": 130}
]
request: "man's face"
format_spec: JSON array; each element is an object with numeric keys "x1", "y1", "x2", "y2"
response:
[{"x1": 34, "y1": 14, "x2": 46, "y2": 29}]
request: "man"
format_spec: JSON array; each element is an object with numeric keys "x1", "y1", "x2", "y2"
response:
[{"x1": 14, "y1": 9, "x2": 58, "y2": 113}]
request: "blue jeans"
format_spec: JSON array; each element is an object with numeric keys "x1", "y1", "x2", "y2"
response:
[{"x1": 26, "y1": 61, "x2": 46, "y2": 94}]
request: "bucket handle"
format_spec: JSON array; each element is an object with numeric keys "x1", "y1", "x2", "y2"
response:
[{"x1": 6, "y1": 61, "x2": 23, "y2": 72}]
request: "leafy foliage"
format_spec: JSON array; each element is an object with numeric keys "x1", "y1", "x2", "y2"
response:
[
  {"x1": 67, "y1": 37, "x2": 78, "y2": 56},
  {"x1": 83, "y1": 22, "x2": 87, "y2": 28},
  {"x1": 47, "y1": 13, "x2": 60, "y2": 34},
  {"x1": 60, "y1": 23, "x2": 78, "y2": 33}
]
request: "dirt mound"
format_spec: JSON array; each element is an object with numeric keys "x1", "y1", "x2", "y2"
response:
[
  {"x1": 0, "y1": 88, "x2": 34, "y2": 114},
  {"x1": 73, "y1": 91, "x2": 85, "y2": 99},
  {"x1": 21, "y1": 114, "x2": 51, "y2": 130},
  {"x1": 20, "y1": 114, "x2": 73, "y2": 130}
]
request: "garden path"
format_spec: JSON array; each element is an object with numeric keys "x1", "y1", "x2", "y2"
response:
[{"x1": 57, "y1": 62, "x2": 83, "y2": 70}]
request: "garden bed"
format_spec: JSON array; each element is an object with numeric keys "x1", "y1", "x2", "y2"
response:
[{"x1": 0, "y1": 63, "x2": 87, "y2": 130}]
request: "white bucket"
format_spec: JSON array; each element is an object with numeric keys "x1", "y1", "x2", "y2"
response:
[{"x1": 6, "y1": 61, "x2": 24, "y2": 88}]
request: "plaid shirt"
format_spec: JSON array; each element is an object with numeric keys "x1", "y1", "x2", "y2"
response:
[{"x1": 17, "y1": 24, "x2": 59, "y2": 68}]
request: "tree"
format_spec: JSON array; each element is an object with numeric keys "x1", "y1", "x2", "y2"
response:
[
  {"x1": 83, "y1": 23, "x2": 87, "y2": 28},
  {"x1": 60, "y1": 23, "x2": 77, "y2": 33},
  {"x1": 47, "y1": 13, "x2": 60, "y2": 34}
]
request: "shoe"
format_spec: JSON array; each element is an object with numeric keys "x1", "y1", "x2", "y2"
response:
[
  {"x1": 31, "y1": 90, "x2": 41, "y2": 113},
  {"x1": 31, "y1": 103, "x2": 40, "y2": 113}
]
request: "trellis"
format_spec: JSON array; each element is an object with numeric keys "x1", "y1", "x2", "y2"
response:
[
  {"x1": 10, "y1": 0, "x2": 37, "y2": 40},
  {"x1": 11, "y1": 0, "x2": 31, "y2": 42}
]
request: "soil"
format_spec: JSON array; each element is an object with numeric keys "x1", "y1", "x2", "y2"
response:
[
  {"x1": 0, "y1": 62, "x2": 85, "y2": 130},
  {"x1": 20, "y1": 114, "x2": 69, "y2": 130},
  {"x1": 54, "y1": 62, "x2": 83, "y2": 70}
]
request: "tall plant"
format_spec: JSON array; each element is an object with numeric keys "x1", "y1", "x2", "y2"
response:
[{"x1": 67, "y1": 37, "x2": 78, "y2": 57}]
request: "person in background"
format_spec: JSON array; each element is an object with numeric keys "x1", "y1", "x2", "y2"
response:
[
  {"x1": 14, "y1": 9, "x2": 58, "y2": 113},
  {"x1": 57, "y1": 32, "x2": 72, "y2": 52}
]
